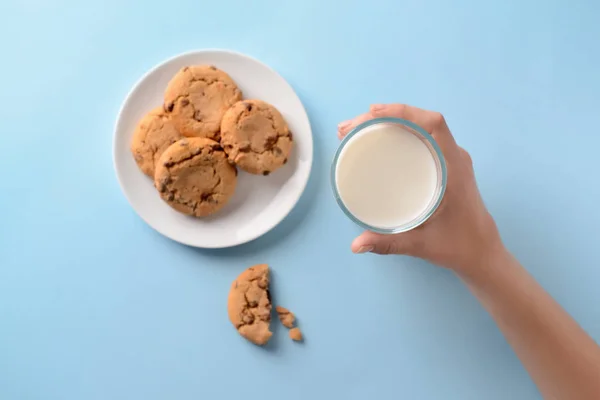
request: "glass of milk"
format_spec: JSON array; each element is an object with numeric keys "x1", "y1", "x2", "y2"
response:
[{"x1": 331, "y1": 118, "x2": 447, "y2": 234}]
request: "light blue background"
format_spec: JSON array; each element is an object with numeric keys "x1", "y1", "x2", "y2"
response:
[{"x1": 1, "y1": 1, "x2": 599, "y2": 399}]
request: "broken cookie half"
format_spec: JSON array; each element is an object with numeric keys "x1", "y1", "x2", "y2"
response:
[{"x1": 227, "y1": 264, "x2": 272, "y2": 345}]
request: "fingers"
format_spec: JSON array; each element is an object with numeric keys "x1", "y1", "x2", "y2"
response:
[
  {"x1": 351, "y1": 231, "x2": 414, "y2": 255},
  {"x1": 337, "y1": 112, "x2": 373, "y2": 140},
  {"x1": 369, "y1": 104, "x2": 448, "y2": 134},
  {"x1": 371, "y1": 103, "x2": 460, "y2": 156},
  {"x1": 337, "y1": 104, "x2": 459, "y2": 157}
]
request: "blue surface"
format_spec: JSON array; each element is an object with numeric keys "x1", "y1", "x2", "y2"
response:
[{"x1": 1, "y1": 1, "x2": 600, "y2": 399}]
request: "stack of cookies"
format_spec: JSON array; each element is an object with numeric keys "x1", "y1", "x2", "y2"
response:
[{"x1": 130, "y1": 65, "x2": 294, "y2": 217}]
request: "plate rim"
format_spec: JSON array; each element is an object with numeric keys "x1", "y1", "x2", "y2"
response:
[{"x1": 112, "y1": 48, "x2": 313, "y2": 248}]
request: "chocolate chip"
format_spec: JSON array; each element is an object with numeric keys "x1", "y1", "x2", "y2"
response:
[
  {"x1": 163, "y1": 161, "x2": 174, "y2": 167},
  {"x1": 263, "y1": 171, "x2": 270, "y2": 176},
  {"x1": 183, "y1": 67, "x2": 189, "y2": 72},
  {"x1": 157, "y1": 177, "x2": 170, "y2": 193},
  {"x1": 239, "y1": 143, "x2": 251, "y2": 152},
  {"x1": 242, "y1": 312, "x2": 254, "y2": 324},
  {"x1": 209, "y1": 65, "x2": 217, "y2": 70},
  {"x1": 164, "y1": 102, "x2": 174, "y2": 112},
  {"x1": 264, "y1": 136, "x2": 277, "y2": 150},
  {"x1": 201, "y1": 193, "x2": 215, "y2": 203},
  {"x1": 181, "y1": 98, "x2": 189, "y2": 107},
  {"x1": 273, "y1": 147, "x2": 283, "y2": 156},
  {"x1": 283, "y1": 158, "x2": 287, "y2": 164},
  {"x1": 194, "y1": 110, "x2": 202, "y2": 121},
  {"x1": 288, "y1": 132, "x2": 293, "y2": 140},
  {"x1": 167, "y1": 193, "x2": 174, "y2": 201},
  {"x1": 211, "y1": 144, "x2": 223, "y2": 151}
]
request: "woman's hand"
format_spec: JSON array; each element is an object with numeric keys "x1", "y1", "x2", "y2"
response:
[
  {"x1": 340, "y1": 104, "x2": 600, "y2": 399},
  {"x1": 338, "y1": 104, "x2": 502, "y2": 275}
]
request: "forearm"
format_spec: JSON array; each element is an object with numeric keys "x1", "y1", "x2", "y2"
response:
[{"x1": 458, "y1": 247, "x2": 600, "y2": 400}]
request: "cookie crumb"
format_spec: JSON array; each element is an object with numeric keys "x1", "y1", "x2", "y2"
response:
[
  {"x1": 275, "y1": 306, "x2": 295, "y2": 328},
  {"x1": 289, "y1": 327, "x2": 302, "y2": 342}
]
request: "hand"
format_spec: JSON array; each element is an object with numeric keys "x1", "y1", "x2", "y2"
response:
[{"x1": 337, "y1": 104, "x2": 502, "y2": 275}]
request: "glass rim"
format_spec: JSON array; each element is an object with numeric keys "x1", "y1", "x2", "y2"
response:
[{"x1": 330, "y1": 117, "x2": 448, "y2": 234}]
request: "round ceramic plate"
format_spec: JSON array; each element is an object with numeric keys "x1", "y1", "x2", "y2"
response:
[{"x1": 113, "y1": 50, "x2": 313, "y2": 248}]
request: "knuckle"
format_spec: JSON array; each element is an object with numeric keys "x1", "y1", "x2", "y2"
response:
[
  {"x1": 394, "y1": 103, "x2": 407, "y2": 114},
  {"x1": 431, "y1": 112, "x2": 446, "y2": 127},
  {"x1": 384, "y1": 242, "x2": 396, "y2": 254},
  {"x1": 379, "y1": 241, "x2": 401, "y2": 255},
  {"x1": 465, "y1": 152, "x2": 473, "y2": 164},
  {"x1": 460, "y1": 147, "x2": 473, "y2": 164},
  {"x1": 372, "y1": 242, "x2": 392, "y2": 255},
  {"x1": 373, "y1": 103, "x2": 406, "y2": 117}
]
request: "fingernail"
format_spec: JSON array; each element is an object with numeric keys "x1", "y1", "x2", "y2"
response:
[
  {"x1": 355, "y1": 245, "x2": 374, "y2": 254},
  {"x1": 338, "y1": 120, "x2": 351, "y2": 131},
  {"x1": 370, "y1": 104, "x2": 384, "y2": 112}
]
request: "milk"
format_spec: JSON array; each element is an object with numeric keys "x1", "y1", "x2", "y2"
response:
[{"x1": 335, "y1": 122, "x2": 439, "y2": 230}]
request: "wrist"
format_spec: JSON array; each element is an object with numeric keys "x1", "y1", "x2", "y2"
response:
[{"x1": 454, "y1": 236, "x2": 509, "y2": 282}]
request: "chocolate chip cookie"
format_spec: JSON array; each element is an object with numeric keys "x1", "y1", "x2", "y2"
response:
[
  {"x1": 154, "y1": 137, "x2": 237, "y2": 217},
  {"x1": 227, "y1": 264, "x2": 272, "y2": 346},
  {"x1": 130, "y1": 107, "x2": 183, "y2": 177},
  {"x1": 220, "y1": 100, "x2": 293, "y2": 175},
  {"x1": 164, "y1": 65, "x2": 242, "y2": 140}
]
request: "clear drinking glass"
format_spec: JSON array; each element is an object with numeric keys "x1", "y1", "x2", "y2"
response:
[{"x1": 330, "y1": 117, "x2": 447, "y2": 234}]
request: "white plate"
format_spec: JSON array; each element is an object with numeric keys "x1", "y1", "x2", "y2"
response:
[{"x1": 113, "y1": 50, "x2": 313, "y2": 248}]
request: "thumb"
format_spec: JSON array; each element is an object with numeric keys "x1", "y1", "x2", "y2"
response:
[{"x1": 351, "y1": 231, "x2": 413, "y2": 255}]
